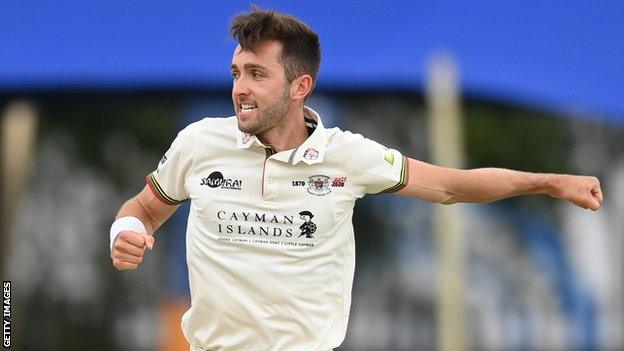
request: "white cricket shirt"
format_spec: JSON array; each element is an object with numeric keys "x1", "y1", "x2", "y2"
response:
[{"x1": 147, "y1": 107, "x2": 408, "y2": 351}]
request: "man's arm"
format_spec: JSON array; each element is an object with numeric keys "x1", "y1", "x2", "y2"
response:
[
  {"x1": 111, "y1": 185, "x2": 179, "y2": 270},
  {"x1": 396, "y1": 158, "x2": 603, "y2": 210}
]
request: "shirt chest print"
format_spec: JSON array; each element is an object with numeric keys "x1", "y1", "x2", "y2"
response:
[
  {"x1": 200, "y1": 171, "x2": 243, "y2": 190},
  {"x1": 290, "y1": 175, "x2": 348, "y2": 195},
  {"x1": 213, "y1": 209, "x2": 319, "y2": 247}
]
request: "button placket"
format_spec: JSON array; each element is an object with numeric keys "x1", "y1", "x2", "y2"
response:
[
  {"x1": 262, "y1": 156, "x2": 278, "y2": 200},
  {"x1": 264, "y1": 170, "x2": 277, "y2": 200},
  {"x1": 262, "y1": 147, "x2": 278, "y2": 199}
]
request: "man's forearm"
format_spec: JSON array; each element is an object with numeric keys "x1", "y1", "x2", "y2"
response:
[
  {"x1": 398, "y1": 158, "x2": 602, "y2": 210},
  {"x1": 440, "y1": 168, "x2": 553, "y2": 204},
  {"x1": 115, "y1": 185, "x2": 180, "y2": 235},
  {"x1": 116, "y1": 197, "x2": 158, "y2": 235}
]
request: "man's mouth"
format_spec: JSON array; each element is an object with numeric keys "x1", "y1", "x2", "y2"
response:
[{"x1": 239, "y1": 103, "x2": 257, "y2": 112}]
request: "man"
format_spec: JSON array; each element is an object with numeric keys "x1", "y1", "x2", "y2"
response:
[{"x1": 109, "y1": 7, "x2": 603, "y2": 351}]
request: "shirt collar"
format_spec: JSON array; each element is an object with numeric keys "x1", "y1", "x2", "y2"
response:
[
  {"x1": 289, "y1": 106, "x2": 327, "y2": 165},
  {"x1": 236, "y1": 130, "x2": 262, "y2": 149},
  {"x1": 235, "y1": 106, "x2": 328, "y2": 165}
]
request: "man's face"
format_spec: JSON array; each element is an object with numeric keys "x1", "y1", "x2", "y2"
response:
[{"x1": 231, "y1": 40, "x2": 292, "y2": 135}]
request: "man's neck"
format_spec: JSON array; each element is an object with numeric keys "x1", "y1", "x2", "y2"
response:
[{"x1": 257, "y1": 107, "x2": 309, "y2": 152}]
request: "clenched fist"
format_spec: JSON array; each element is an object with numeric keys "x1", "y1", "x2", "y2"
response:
[
  {"x1": 550, "y1": 174, "x2": 603, "y2": 211},
  {"x1": 111, "y1": 231, "x2": 155, "y2": 270}
]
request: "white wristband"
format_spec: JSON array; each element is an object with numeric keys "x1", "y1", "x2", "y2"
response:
[{"x1": 110, "y1": 216, "x2": 147, "y2": 250}]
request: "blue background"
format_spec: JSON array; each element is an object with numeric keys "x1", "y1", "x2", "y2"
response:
[{"x1": 2, "y1": 0, "x2": 623, "y2": 122}]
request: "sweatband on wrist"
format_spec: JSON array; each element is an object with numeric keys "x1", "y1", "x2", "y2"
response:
[{"x1": 110, "y1": 216, "x2": 147, "y2": 250}]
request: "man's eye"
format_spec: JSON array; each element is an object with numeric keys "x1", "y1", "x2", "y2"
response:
[
  {"x1": 251, "y1": 71, "x2": 263, "y2": 79},
  {"x1": 231, "y1": 72, "x2": 239, "y2": 79}
]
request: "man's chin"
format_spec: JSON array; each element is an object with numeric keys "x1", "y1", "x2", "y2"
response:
[{"x1": 237, "y1": 121, "x2": 259, "y2": 135}]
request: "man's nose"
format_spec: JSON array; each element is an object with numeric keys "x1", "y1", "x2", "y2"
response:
[{"x1": 232, "y1": 77, "x2": 250, "y2": 96}]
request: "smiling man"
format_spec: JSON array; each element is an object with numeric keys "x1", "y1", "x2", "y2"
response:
[{"x1": 109, "y1": 7, "x2": 603, "y2": 351}]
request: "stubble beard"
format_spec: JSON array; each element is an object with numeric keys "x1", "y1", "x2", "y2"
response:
[{"x1": 239, "y1": 86, "x2": 291, "y2": 135}]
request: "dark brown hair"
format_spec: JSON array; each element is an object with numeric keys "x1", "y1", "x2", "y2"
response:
[{"x1": 230, "y1": 6, "x2": 321, "y2": 86}]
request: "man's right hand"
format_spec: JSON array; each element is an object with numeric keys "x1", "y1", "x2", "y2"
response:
[{"x1": 111, "y1": 231, "x2": 155, "y2": 270}]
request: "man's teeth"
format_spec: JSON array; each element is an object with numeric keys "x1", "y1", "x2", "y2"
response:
[{"x1": 240, "y1": 104, "x2": 257, "y2": 111}]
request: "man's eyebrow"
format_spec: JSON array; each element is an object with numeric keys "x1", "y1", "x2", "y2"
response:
[{"x1": 230, "y1": 63, "x2": 268, "y2": 71}]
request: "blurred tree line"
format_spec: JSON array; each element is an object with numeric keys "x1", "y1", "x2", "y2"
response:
[{"x1": 2, "y1": 90, "x2": 620, "y2": 351}]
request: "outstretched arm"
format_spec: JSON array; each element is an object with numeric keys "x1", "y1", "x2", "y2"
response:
[
  {"x1": 396, "y1": 158, "x2": 603, "y2": 210},
  {"x1": 110, "y1": 185, "x2": 179, "y2": 270}
]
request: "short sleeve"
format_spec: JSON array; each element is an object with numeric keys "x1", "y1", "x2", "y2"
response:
[
  {"x1": 146, "y1": 126, "x2": 194, "y2": 205},
  {"x1": 348, "y1": 134, "x2": 409, "y2": 198}
]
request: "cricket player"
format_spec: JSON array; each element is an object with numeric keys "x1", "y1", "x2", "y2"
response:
[{"x1": 109, "y1": 7, "x2": 603, "y2": 351}]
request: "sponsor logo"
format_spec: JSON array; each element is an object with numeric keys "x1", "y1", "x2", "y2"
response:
[
  {"x1": 384, "y1": 151, "x2": 395, "y2": 165},
  {"x1": 216, "y1": 210, "x2": 295, "y2": 237},
  {"x1": 303, "y1": 148, "x2": 319, "y2": 160},
  {"x1": 214, "y1": 210, "x2": 318, "y2": 245},
  {"x1": 295, "y1": 176, "x2": 346, "y2": 189},
  {"x1": 298, "y1": 211, "x2": 317, "y2": 238},
  {"x1": 331, "y1": 176, "x2": 347, "y2": 187},
  {"x1": 201, "y1": 171, "x2": 242, "y2": 190},
  {"x1": 156, "y1": 155, "x2": 168, "y2": 173},
  {"x1": 307, "y1": 175, "x2": 331, "y2": 196}
]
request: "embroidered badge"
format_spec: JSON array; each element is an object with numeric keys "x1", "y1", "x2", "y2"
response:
[
  {"x1": 307, "y1": 175, "x2": 331, "y2": 196},
  {"x1": 242, "y1": 133, "x2": 251, "y2": 144},
  {"x1": 303, "y1": 148, "x2": 319, "y2": 160}
]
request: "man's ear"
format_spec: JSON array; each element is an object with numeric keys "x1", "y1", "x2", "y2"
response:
[{"x1": 290, "y1": 75, "x2": 314, "y2": 101}]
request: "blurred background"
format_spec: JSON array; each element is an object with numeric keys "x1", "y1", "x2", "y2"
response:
[{"x1": 1, "y1": 1, "x2": 623, "y2": 350}]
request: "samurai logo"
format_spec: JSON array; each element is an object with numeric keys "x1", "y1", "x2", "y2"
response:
[
  {"x1": 202, "y1": 171, "x2": 225, "y2": 188},
  {"x1": 307, "y1": 175, "x2": 331, "y2": 196},
  {"x1": 298, "y1": 211, "x2": 317, "y2": 238},
  {"x1": 201, "y1": 171, "x2": 242, "y2": 190}
]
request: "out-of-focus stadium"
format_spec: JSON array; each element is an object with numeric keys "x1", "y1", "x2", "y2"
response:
[{"x1": 1, "y1": 1, "x2": 623, "y2": 350}]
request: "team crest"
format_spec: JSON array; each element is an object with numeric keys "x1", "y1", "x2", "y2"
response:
[{"x1": 307, "y1": 175, "x2": 331, "y2": 196}]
